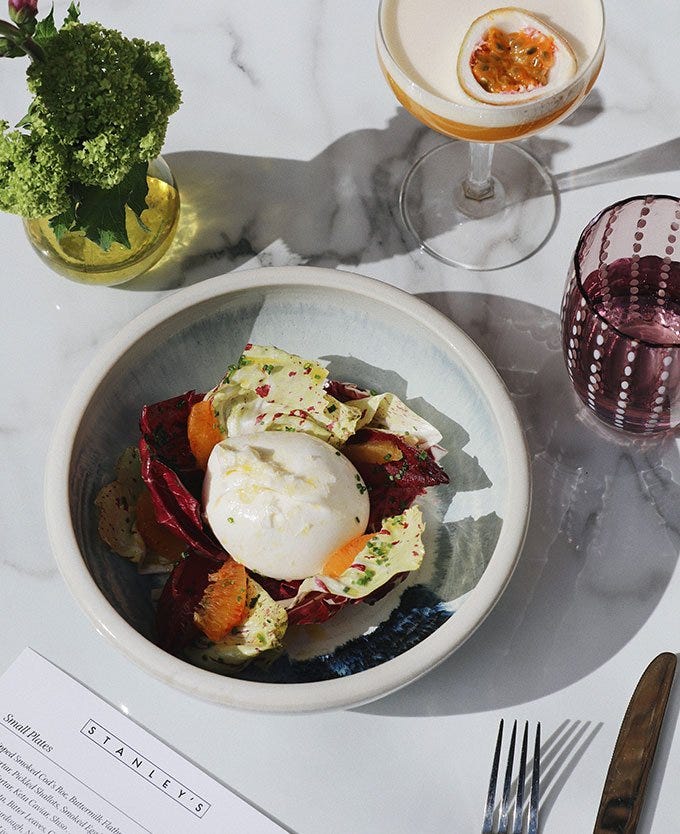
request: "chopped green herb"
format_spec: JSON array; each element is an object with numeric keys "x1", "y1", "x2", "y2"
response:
[
  {"x1": 223, "y1": 363, "x2": 238, "y2": 383},
  {"x1": 356, "y1": 568, "x2": 376, "y2": 586},
  {"x1": 395, "y1": 461, "x2": 409, "y2": 481}
]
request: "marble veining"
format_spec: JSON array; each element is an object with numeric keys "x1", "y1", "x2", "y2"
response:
[{"x1": 2, "y1": 0, "x2": 680, "y2": 831}]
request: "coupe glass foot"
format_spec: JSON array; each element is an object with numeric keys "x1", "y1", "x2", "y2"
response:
[{"x1": 400, "y1": 140, "x2": 559, "y2": 271}]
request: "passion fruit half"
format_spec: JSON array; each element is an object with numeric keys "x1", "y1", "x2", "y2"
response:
[{"x1": 457, "y1": 7, "x2": 577, "y2": 105}]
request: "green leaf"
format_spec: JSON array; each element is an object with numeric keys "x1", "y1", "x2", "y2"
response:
[
  {"x1": 124, "y1": 162, "x2": 151, "y2": 231},
  {"x1": 49, "y1": 202, "x2": 77, "y2": 242},
  {"x1": 33, "y1": 7, "x2": 57, "y2": 47},
  {"x1": 75, "y1": 187, "x2": 129, "y2": 251},
  {"x1": 15, "y1": 100, "x2": 37, "y2": 129},
  {"x1": 17, "y1": 18, "x2": 37, "y2": 37},
  {"x1": 65, "y1": 2, "x2": 81, "y2": 23},
  {"x1": 70, "y1": 162, "x2": 150, "y2": 252},
  {"x1": 97, "y1": 229, "x2": 117, "y2": 252},
  {"x1": 0, "y1": 36, "x2": 25, "y2": 58}
]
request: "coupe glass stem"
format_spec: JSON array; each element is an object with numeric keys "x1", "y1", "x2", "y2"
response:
[{"x1": 463, "y1": 141, "x2": 495, "y2": 201}]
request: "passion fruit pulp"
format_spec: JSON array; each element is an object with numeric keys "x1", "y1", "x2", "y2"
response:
[
  {"x1": 457, "y1": 7, "x2": 577, "y2": 105},
  {"x1": 471, "y1": 25, "x2": 556, "y2": 93}
]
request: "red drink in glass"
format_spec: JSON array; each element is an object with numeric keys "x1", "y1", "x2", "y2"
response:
[{"x1": 561, "y1": 196, "x2": 680, "y2": 433}]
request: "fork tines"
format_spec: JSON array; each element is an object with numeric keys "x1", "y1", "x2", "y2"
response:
[{"x1": 482, "y1": 719, "x2": 541, "y2": 834}]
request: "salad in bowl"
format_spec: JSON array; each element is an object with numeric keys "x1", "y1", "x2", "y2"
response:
[{"x1": 96, "y1": 343, "x2": 450, "y2": 675}]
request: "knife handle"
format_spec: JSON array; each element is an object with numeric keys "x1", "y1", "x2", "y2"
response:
[{"x1": 593, "y1": 652, "x2": 677, "y2": 834}]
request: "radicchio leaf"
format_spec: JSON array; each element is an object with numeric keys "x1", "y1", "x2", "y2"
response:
[
  {"x1": 324, "y1": 379, "x2": 371, "y2": 401},
  {"x1": 365, "y1": 486, "x2": 424, "y2": 532},
  {"x1": 286, "y1": 591, "x2": 359, "y2": 625},
  {"x1": 139, "y1": 390, "x2": 205, "y2": 489},
  {"x1": 346, "y1": 428, "x2": 449, "y2": 531},
  {"x1": 348, "y1": 428, "x2": 449, "y2": 490},
  {"x1": 139, "y1": 439, "x2": 225, "y2": 560},
  {"x1": 137, "y1": 391, "x2": 225, "y2": 561},
  {"x1": 156, "y1": 552, "x2": 216, "y2": 652},
  {"x1": 283, "y1": 573, "x2": 410, "y2": 625},
  {"x1": 251, "y1": 573, "x2": 302, "y2": 603}
]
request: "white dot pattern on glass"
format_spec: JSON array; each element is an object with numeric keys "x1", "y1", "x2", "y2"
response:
[
  {"x1": 597, "y1": 207, "x2": 620, "y2": 305},
  {"x1": 645, "y1": 353, "x2": 675, "y2": 433},
  {"x1": 562, "y1": 269, "x2": 579, "y2": 383},
  {"x1": 645, "y1": 354, "x2": 674, "y2": 431},
  {"x1": 560, "y1": 196, "x2": 680, "y2": 433},
  {"x1": 562, "y1": 196, "x2": 680, "y2": 433},
  {"x1": 654, "y1": 204, "x2": 679, "y2": 310},
  {"x1": 615, "y1": 340, "x2": 638, "y2": 428}
]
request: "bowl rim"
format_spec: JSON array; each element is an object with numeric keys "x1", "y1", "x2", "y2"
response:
[{"x1": 44, "y1": 265, "x2": 531, "y2": 713}]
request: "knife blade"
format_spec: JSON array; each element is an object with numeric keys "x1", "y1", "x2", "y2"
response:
[{"x1": 593, "y1": 652, "x2": 677, "y2": 834}]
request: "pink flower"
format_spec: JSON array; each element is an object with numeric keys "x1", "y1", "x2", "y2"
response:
[{"x1": 7, "y1": 0, "x2": 38, "y2": 25}]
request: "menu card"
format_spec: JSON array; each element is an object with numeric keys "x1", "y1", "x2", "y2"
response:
[{"x1": 0, "y1": 649, "x2": 288, "y2": 834}]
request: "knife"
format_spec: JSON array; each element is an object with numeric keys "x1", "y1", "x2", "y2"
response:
[{"x1": 593, "y1": 652, "x2": 677, "y2": 834}]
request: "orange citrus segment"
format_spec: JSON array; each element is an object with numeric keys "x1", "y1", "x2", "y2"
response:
[
  {"x1": 343, "y1": 436, "x2": 403, "y2": 466},
  {"x1": 187, "y1": 399, "x2": 224, "y2": 470},
  {"x1": 194, "y1": 559, "x2": 248, "y2": 642},
  {"x1": 322, "y1": 534, "x2": 374, "y2": 580},
  {"x1": 135, "y1": 488, "x2": 186, "y2": 563},
  {"x1": 471, "y1": 26, "x2": 556, "y2": 94}
]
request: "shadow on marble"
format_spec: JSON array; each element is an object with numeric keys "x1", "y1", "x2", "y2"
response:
[
  {"x1": 475, "y1": 719, "x2": 601, "y2": 829},
  {"x1": 358, "y1": 293, "x2": 680, "y2": 717},
  {"x1": 539, "y1": 719, "x2": 603, "y2": 826},
  {"x1": 516, "y1": 90, "x2": 680, "y2": 194},
  {"x1": 121, "y1": 109, "x2": 430, "y2": 291},
  {"x1": 118, "y1": 88, "x2": 679, "y2": 291},
  {"x1": 117, "y1": 91, "x2": 679, "y2": 294},
  {"x1": 555, "y1": 135, "x2": 680, "y2": 194}
]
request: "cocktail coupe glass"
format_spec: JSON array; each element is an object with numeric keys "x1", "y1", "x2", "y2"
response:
[{"x1": 376, "y1": 0, "x2": 605, "y2": 270}]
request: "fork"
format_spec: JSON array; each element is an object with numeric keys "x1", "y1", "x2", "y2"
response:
[{"x1": 481, "y1": 719, "x2": 541, "y2": 834}]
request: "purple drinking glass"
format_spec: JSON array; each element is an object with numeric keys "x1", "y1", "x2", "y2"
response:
[{"x1": 561, "y1": 195, "x2": 680, "y2": 434}]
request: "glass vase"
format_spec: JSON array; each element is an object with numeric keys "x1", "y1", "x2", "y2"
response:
[{"x1": 23, "y1": 156, "x2": 180, "y2": 287}]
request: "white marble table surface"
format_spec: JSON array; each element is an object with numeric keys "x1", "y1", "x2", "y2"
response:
[{"x1": 2, "y1": 1, "x2": 680, "y2": 832}]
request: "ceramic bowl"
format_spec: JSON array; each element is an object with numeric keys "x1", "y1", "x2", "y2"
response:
[{"x1": 44, "y1": 266, "x2": 530, "y2": 712}]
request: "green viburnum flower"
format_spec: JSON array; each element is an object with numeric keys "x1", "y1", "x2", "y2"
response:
[
  {"x1": 0, "y1": 5, "x2": 181, "y2": 250},
  {"x1": 0, "y1": 119, "x2": 68, "y2": 217},
  {"x1": 26, "y1": 21, "x2": 181, "y2": 189}
]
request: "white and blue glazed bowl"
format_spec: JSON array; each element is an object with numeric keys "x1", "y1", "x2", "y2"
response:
[{"x1": 44, "y1": 266, "x2": 530, "y2": 712}]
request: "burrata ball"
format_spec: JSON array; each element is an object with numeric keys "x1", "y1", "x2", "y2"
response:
[{"x1": 202, "y1": 432, "x2": 370, "y2": 580}]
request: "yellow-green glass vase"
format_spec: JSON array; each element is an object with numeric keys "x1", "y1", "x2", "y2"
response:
[{"x1": 23, "y1": 156, "x2": 180, "y2": 286}]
